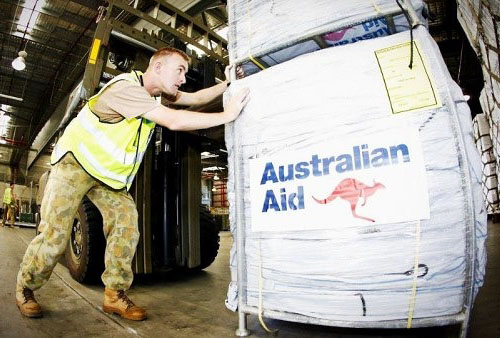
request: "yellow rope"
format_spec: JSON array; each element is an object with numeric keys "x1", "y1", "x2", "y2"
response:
[
  {"x1": 407, "y1": 220, "x2": 421, "y2": 328},
  {"x1": 249, "y1": 54, "x2": 267, "y2": 70}
]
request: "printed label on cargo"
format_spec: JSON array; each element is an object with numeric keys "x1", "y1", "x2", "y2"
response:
[
  {"x1": 323, "y1": 17, "x2": 391, "y2": 47},
  {"x1": 375, "y1": 41, "x2": 441, "y2": 114},
  {"x1": 249, "y1": 127, "x2": 429, "y2": 232}
]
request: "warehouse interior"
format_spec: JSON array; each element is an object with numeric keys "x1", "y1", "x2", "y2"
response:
[{"x1": 0, "y1": 0, "x2": 499, "y2": 337}]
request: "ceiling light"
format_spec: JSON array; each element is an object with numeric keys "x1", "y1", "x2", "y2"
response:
[
  {"x1": 0, "y1": 94, "x2": 23, "y2": 102},
  {"x1": 202, "y1": 166, "x2": 225, "y2": 172},
  {"x1": 12, "y1": 51, "x2": 27, "y2": 71},
  {"x1": 201, "y1": 151, "x2": 219, "y2": 159},
  {"x1": 213, "y1": 174, "x2": 220, "y2": 181},
  {"x1": 212, "y1": 187, "x2": 217, "y2": 192}
]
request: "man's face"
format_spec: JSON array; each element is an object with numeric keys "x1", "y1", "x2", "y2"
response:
[{"x1": 158, "y1": 53, "x2": 188, "y2": 96}]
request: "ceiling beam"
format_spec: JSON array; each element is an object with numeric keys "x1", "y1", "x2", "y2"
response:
[{"x1": 0, "y1": 31, "x2": 90, "y2": 58}]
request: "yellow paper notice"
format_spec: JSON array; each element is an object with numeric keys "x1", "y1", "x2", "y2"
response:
[{"x1": 375, "y1": 41, "x2": 441, "y2": 114}]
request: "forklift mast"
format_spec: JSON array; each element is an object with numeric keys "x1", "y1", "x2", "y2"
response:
[{"x1": 70, "y1": 0, "x2": 228, "y2": 273}]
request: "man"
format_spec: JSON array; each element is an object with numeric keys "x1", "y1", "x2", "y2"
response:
[
  {"x1": 2, "y1": 183, "x2": 15, "y2": 227},
  {"x1": 15, "y1": 47, "x2": 250, "y2": 320}
]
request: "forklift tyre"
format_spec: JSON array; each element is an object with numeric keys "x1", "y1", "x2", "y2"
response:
[
  {"x1": 197, "y1": 205, "x2": 220, "y2": 270},
  {"x1": 65, "y1": 197, "x2": 105, "y2": 284}
]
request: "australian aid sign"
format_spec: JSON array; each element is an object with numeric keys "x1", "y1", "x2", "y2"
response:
[{"x1": 249, "y1": 127, "x2": 430, "y2": 232}]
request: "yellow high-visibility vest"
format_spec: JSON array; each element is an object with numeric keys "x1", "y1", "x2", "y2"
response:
[
  {"x1": 3, "y1": 187, "x2": 11, "y2": 204},
  {"x1": 51, "y1": 71, "x2": 158, "y2": 190}
]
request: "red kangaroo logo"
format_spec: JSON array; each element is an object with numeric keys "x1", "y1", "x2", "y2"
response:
[
  {"x1": 312, "y1": 178, "x2": 385, "y2": 222},
  {"x1": 324, "y1": 28, "x2": 351, "y2": 41}
]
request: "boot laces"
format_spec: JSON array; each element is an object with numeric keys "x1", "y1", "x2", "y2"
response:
[
  {"x1": 117, "y1": 290, "x2": 135, "y2": 309},
  {"x1": 22, "y1": 288, "x2": 36, "y2": 304}
]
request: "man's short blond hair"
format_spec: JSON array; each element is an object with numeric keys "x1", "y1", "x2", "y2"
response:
[{"x1": 149, "y1": 47, "x2": 189, "y2": 66}]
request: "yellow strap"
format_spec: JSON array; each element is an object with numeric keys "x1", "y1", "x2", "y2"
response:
[
  {"x1": 249, "y1": 54, "x2": 267, "y2": 70},
  {"x1": 258, "y1": 239, "x2": 278, "y2": 333},
  {"x1": 406, "y1": 220, "x2": 421, "y2": 328},
  {"x1": 371, "y1": 0, "x2": 382, "y2": 14}
]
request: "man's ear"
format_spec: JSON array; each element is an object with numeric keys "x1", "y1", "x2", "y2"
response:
[{"x1": 153, "y1": 61, "x2": 162, "y2": 74}]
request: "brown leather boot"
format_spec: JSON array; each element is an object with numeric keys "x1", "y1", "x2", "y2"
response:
[
  {"x1": 103, "y1": 288, "x2": 147, "y2": 321},
  {"x1": 16, "y1": 286, "x2": 42, "y2": 318}
]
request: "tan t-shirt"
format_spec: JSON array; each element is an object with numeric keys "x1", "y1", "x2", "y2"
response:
[{"x1": 91, "y1": 80, "x2": 162, "y2": 123}]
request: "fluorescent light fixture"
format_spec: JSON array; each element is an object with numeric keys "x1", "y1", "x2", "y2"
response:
[
  {"x1": 202, "y1": 166, "x2": 225, "y2": 171},
  {"x1": 201, "y1": 152, "x2": 219, "y2": 159},
  {"x1": 12, "y1": 51, "x2": 27, "y2": 71},
  {"x1": 0, "y1": 113, "x2": 11, "y2": 136},
  {"x1": 0, "y1": 94, "x2": 23, "y2": 101},
  {"x1": 0, "y1": 114, "x2": 12, "y2": 123}
]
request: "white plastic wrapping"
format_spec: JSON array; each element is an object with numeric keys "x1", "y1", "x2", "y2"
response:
[
  {"x1": 225, "y1": 27, "x2": 486, "y2": 322},
  {"x1": 228, "y1": 0, "x2": 428, "y2": 74}
]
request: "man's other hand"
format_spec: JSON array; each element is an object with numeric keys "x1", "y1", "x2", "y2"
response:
[{"x1": 224, "y1": 88, "x2": 250, "y2": 121}]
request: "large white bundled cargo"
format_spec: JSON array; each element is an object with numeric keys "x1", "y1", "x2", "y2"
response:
[
  {"x1": 225, "y1": 26, "x2": 486, "y2": 328},
  {"x1": 227, "y1": 0, "x2": 427, "y2": 74}
]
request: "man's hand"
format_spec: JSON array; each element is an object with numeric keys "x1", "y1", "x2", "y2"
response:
[
  {"x1": 224, "y1": 88, "x2": 250, "y2": 122},
  {"x1": 224, "y1": 64, "x2": 245, "y2": 82}
]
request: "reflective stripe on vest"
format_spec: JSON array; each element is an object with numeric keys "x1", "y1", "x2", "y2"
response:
[
  {"x1": 51, "y1": 71, "x2": 158, "y2": 190},
  {"x1": 3, "y1": 188, "x2": 11, "y2": 204}
]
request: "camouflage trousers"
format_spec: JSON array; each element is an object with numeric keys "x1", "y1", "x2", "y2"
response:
[
  {"x1": 17, "y1": 153, "x2": 139, "y2": 291},
  {"x1": 2, "y1": 202, "x2": 15, "y2": 225}
]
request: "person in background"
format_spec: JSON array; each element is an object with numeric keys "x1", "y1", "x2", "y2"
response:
[{"x1": 2, "y1": 183, "x2": 16, "y2": 227}]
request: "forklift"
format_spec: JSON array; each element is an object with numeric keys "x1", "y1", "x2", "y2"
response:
[{"x1": 34, "y1": 0, "x2": 230, "y2": 283}]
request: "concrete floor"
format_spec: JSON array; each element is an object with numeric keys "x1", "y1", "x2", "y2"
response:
[{"x1": 0, "y1": 221, "x2": 498, "y2": 338}]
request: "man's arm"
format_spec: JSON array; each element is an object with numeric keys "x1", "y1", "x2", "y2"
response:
[
  {"x1": 172, "y1": 65, "x2": 244, "y2": 106},
  {"x1": 174, "y1": 81, "x2": 228, "y2": 106},
  {"x1": 143, "y1": 88, "x2": 250, "y2": 131}
]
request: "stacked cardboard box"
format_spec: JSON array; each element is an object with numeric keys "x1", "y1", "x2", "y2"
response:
[
  {"x1": 473, "y1": 112, "x2": 499, "y2": 213},
  {"x1": 458, "y1": 0, "x2": 500, "y2": 214}
]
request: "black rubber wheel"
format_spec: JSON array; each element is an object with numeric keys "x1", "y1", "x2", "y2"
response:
[
  {"x1": 197, "y1": 205, "x2": 220, "y2": 270},
  {"x1": 64, "y1": 197, "x2": 105, "y2": 284}
]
